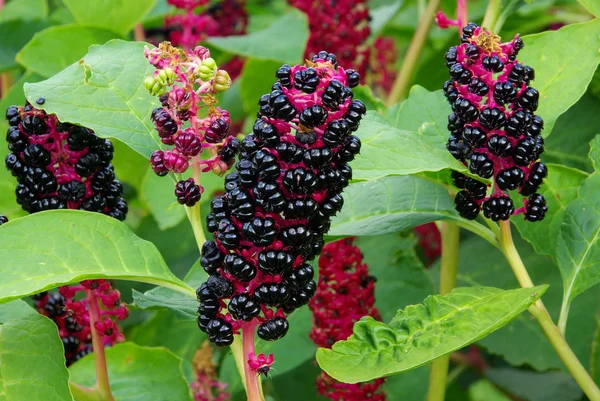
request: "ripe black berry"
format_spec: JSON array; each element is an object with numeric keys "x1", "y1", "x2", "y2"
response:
[
  {"x1": 469, "y1": 153, "x2": 494, "y2": 178},
  {"x1": 454, "y1": 191, "x2": 480, "y2": 220},
  {"x1": 257, "y1": 317, "x2": 289, "y2": 341},
  {"x1": 483, "y1": 195, "x2": 515, "y2": 221},
  {"x1": 496, "y1": 167, "x2": 525, "y2": 191},
  {"x1": 525, "y1": 193, "x2": 548, "y2": 222},
  {"x1": 228, "y1": 293, "x2": 261, "y2": 321}
]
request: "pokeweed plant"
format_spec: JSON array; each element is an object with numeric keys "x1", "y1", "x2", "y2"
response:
[{"x1": 0, "y1": 0, "x2": 600, "y2": 401}]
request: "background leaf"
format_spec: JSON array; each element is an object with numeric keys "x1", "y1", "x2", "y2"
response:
[
  {"x1": 519, "y1": 19, "x2": 600, "y2": 135},
  {"x1": 468, "y1": 380, "x2": 511, "y2": 401},
  {"x1": 17, "y1": 24, "x2": 119, "y2": 77},
  {"x1": 70, "y1": 342, "x2": 193, "y2": 401},
  {"x1": 486, "y1": 368, "x2": 582, "y2": 401},
  {"x1": 24, "y1": 40, "x2": 161, "y2": 158},
  {"x1": 240, "y1": 59, "x2": 282, "y2": 117},
  {"x1": 0, "y1": 300, "x2": 73, "y2": 401},
  {"x1": 0, "y1": 19, "x2": 51, "y2": 72},
  {"x1": 140, "y1": 171, "x2": 186, "y2": 230},
  {"x1": 578, "y1": 0, "x2": 600, "y2": 16},
  {"x1": 206, "y1": 10, "x2": 308, "y2": 64},
  {"x1": 0, "y1": 210, "x2": 193, "y2": 303},
  {"x1": 0, "y1": 0, "x2": 48, "y2": 22},
  {"x1": 62, "y1": 0, "x2": 156, "y2": 36},
  {"x1": 316, "y1": 286, "x2": 547, "y2": 383}
]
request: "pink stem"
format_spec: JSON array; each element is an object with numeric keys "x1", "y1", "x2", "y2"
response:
[
  {"x1": 86, "y1": 290, "x2": 116, "y2": 401},
  {"x1": 457, "y1": 0, "x2": 468, "y2": 31},
  {"x1": 242, "y1": 320, "x2": 263, "y2": 401}
]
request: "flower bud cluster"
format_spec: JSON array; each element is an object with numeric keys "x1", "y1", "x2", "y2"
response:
[
  {"x1": 144, "y1": 42, "x2": 233, "y2": 207},
  {"x1": 310, "y1": 238, "x2": 385, "y2": 401},
  {"x1": 444, "y1": 23, "x2": 548, "y2": 222}
]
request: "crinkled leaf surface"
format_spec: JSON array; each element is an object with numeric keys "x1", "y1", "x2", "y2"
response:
[
  {"x1": 352, "y1": 112, "x2": 466, "y2": 180},
  {"x1": 62, "y1": 0, "x2": 155, "y2": 36},
  {"x1": 0, "y1": 300, "x2": 73, "y2": 401},
  {"x1": 70, "y1": 343, "x2": 192, "y2": 401},
  {"x1": 329, "y1": 175, "x2": 469, "y2": 236},
  {"x1": 206, "y1": 9, "x2": 308, "y2": 64},
  {"x1": 24, "y1": 40, "x2": 161, "y2": 158},
  {"x1": 519, "y1": 19, "x2": 600, "y2": 135},
  {"x1": 316, "y1": 286, "x2": 547, "y2": 383},
  {"x1": 17, "y1": 24, "x2": 119, "y2": 77},
  {"x1": 0, "y1": 210, "x2": 193, "y2": 304}
]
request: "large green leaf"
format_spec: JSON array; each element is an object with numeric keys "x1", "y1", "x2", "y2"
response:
[
  {"x1": 316, "y1": 286, "x2": 547, "y2": 383},
  {"x1": 0, "y1": 300, "x2": 73, "y2": 401},
  {"x1": 17, "y1": 25, "x2": 119, "y2": 77},
  {"x1": 557, "y1": 136, "x2": 600, "y2": 324},
  {"x1": 206, "y1": 10, "x2": 308, "y2": 64},
  {"x1": 329, "y1": 176, "x2": 488, "y2": 238},
  {"x1": 0, "y1": 210, "x2": 194, "y2": 303},
  {"x1": 24, "y1": 40, "x2": 161, "y2": 158},
  {"x1": 519, "y1": 19, "x2": 600, "y2": 135},
  {"x1": 486, "y1": 368, "x2": 582, "y2": 401},
  {"x1": 70, "y1": 343, "x2": 193, "y2": 401},
  {"x1": 0, "y1": 0, "x2": 48, "y2": 22},
  {"x1": 62, "y1": 0, "x2": 155, "y2": 36},
  {"x1": 578, "y1": 0, "x2": 600, "y2": 16},
  {"x1": 353, "y1": 112, "x2": 466, "y2": 181},
  {"x1": 0, "y1": 19, "x2": 51, "y2": 72},
  {"x1": 468, "y1": 380, "x2": 511, "y2": 401},
  {"x1": 513, "y1": 164, "x2": 588, "y2": 261},
  {"x1": 240, "y1": 59, "x2": 282, "y2": 120}
]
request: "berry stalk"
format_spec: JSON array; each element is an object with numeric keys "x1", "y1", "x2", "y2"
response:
[
  {"x1": 241, "y1": 321, "x2": 264, "y2": 401},
  {"x1": 426, "y1": 222, "x2": 460, "y2": 401},
  {"x1": 86, "y1": 289, "x2": 116, "y2": 401},
  {"x1": 481, "y1": 0, "x2": 502, "y2": 31}
]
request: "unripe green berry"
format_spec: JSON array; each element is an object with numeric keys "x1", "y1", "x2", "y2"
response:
[
  {"x1": 144, "y1": 76, "x2": 156, "y2": 92},
  {"x1": 158, "y1": 67, "x2": 176, "y2": 86},
  {"x1": 198, "y1": 58, "x2": 218, "y2": 81},
  {"x1": 213, "y1": 70, "x2": 231, "y2": 93}
]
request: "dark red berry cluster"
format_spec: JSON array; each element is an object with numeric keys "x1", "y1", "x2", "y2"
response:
[
  {"x1": 4, "y1": 102, "x2": 128, "y2": 219},
  {"x1": 414, "y1": 223, "x2": 442, "y2": 265},
  {"x1": 33, "y1": 280, "x2": 127, "y2": 366},
  {"x1": 444, "y1": 23, "x2": 548, "y2": 222},
  {"x1": 371, "y1": 37, "x2": 398, "y2": 96},
  {"x1": 289, "y1": 0, "x2": 370, "y2": 79},
  {"x1": 196, "y1": 52, "x2": 365, "y2": 346},
  {"x1": 310, "y1": 238, "x2": 385, "y2": 401}
]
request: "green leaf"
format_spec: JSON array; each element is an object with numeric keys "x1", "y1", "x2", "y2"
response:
[
  {"x1": 24, "y1": 40, "x2": 161, "y2": 158},
  {"x1": 519, "y1": 19, "x2": 600, "y2": 135},
  {"x1": 206, "y1": 9, "x2": 308, "y2": 64},
  {"x1": 268, "y1": 361, "x2": 329, "y2": 401},
  {"x1": 351, "y1": 85, "x2": 386, "y2": 113},
  {"x1": 578, "y1": 0, "x2": 600, "y2": 16},
  {"x1": 0, "y1": 300, "x2": 73, "y2": 401},
  {"x1": 70, "y1": 343, "x2": 193, "y2": 401},
  {"x1": 557, "y1": 136, "x2": 600, "y2": 319},
  {"x1": 316, "y1": 286, "x2": 547, "y2": 383},
  {"x1": 329, "y1": 176, "x2": 460, "y2": 236},
  {"x1": 368, "y1": 2, "x2": 402, "y2": 41},
  {"x1": 353, "y1": 112, "x2": 466, "y2": 181},
  {"x1": 240, "y1": 59, "x2": 282, "y2": 117},
  {"x1": 468, "y1": 380, "x2": 511, "y2": 401},
  {"x1": 141, "y1": 170, "x2": 186, "y2": 230},
  {"x1": 62, "y1": 0, "x2": 155, "y2": 36},
  {"x1": 383, "y1": 366, "x2": 430, "y2": 401},
  {"x1": 17, "y1": 25, "x2": 119, "y2": 77},
  {"x1": 513, "y1": 164, "x2": 588, "y2": 261},
  {"x1": 0, "y1": 0, "x2": 48, "y2": 22},
  {"x1": 486, "y1": 368, "x2": 582, "y2": 401},
  {"x1": 0, "y1": 210, "x2": 193, "y2": 304},
  {"x1": 0, "y1": 19, "x2": 51, "y2": 72}
]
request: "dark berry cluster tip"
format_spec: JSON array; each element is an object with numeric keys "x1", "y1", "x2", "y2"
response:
[
  {"x1": 196, "y1": 52, "x2": 366, "y2": 347},
  {"x1": 4, "y1": 103, "x2": 127, "y2": 219},
  {"x1": 311, "y1": 238, "x2": 385, "y2": 400},
  {"x1": 444, "y1": 23, "x2": 548, "y2": 222}
]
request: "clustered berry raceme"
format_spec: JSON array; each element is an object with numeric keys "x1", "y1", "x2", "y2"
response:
[
  {"x1": 145, "y1": 43, "x2": 233, "y2": 207},
  {"x1": 195, "y1": 52, "x2": 365, "y2": 347},
  {"x1": 444, "y1": 23, "x2": 548, "y2": 222},
  {"x1": 33, "y1": 280, "x2": 127, "y2": 365},
  {"x1": 310, "y1": 238, "x2": 385, "y2": 401},
  {"x1": 289, "y1": 0, "x2": 370, "y2": 79},
  {"x1": 4, "y1": 102, "x2": 128, "y2": 218}
]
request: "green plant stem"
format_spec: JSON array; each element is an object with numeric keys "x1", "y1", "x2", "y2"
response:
[
  {"x1": 1, "y1": 72, "x2": 12, "y2": 97},
  {"x1": 498, "y1": 221, "x2": 600, "y2": 401},
  {"x1": 185, "y1": 158, "x2": 207, "y2": 252},
  {"x1": 386, "y1": 0, "x2": 442, "y2": 105},
  {"x1": 69, "y1": 382, "x2": 105, "y2": 401},
  {"x1": 133, "y1": 23, "x2": 145, "y2": 42},
  {"x1": 481, "y1": 0, "x2": 502, "y2": 31},
  {"x1": 86, "y1": 290, "x2": 116, "y2": 401},
  {"x1": 427, "y1": 222, "x2": 460, "y2": 401}
]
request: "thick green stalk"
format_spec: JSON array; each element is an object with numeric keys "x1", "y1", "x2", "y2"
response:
[
  {"x1": 426, "y1": 222, "x2": 460, "y2": 401},
  {"x1": 387, "y1": 0, "x2": 442, "y2": 105},
  {"x1": 481, "y1": 0, "x2": 502, "y2": 31},
  {"x1": 499, "y1": 221, "x2": 600, "y2": 401}
]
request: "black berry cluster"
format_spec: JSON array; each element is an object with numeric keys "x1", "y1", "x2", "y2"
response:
[
  {"x1": 196, "y1": 51, "x2": 365, "y2": 346},
  {"x1": 4, "y1": 102, "x2": 127, "y2": 219},
  {"x1": 444, "y1": 23, "x2": 548, "y2": 222}
]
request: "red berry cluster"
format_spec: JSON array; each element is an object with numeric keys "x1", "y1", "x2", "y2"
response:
[
  {"x1": 414, "y1": 222, "x2": 442, "y2": 265},
  {"x1": 33, "y1": 280, "x2": 127, "y2": 366},
  {"x1": 444, "y1": 23, "x2": 548, "y2": 222},
  {"x1": 371, "y1": 37, "x2": 399, "y2": 96},
  {"x1": 196, "y1": 52, "x2": 365, "y2": 347},
  {"x1": 289, "y1": 0, "x2": 371, "y2": 79},
  {"x1": 310, "y1": 238, "x2": 385, "y2": 401},
  {"x1": 4, "y1": 102, "x2": 127, "y2": 219},
  {"x1": 145, "y1": 43, "x2": 233, "y2": 207}
]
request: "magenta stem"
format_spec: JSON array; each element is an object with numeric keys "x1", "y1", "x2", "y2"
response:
[
  {"x1": 86, "y1": 290, "x2": 116, "y2": 401},
  {"x1": 242, "y1": 320, "x2": 264, "y2": 401},
  {"x1": 457, "y1": 0, "x2": 468, "y2": 31}
]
